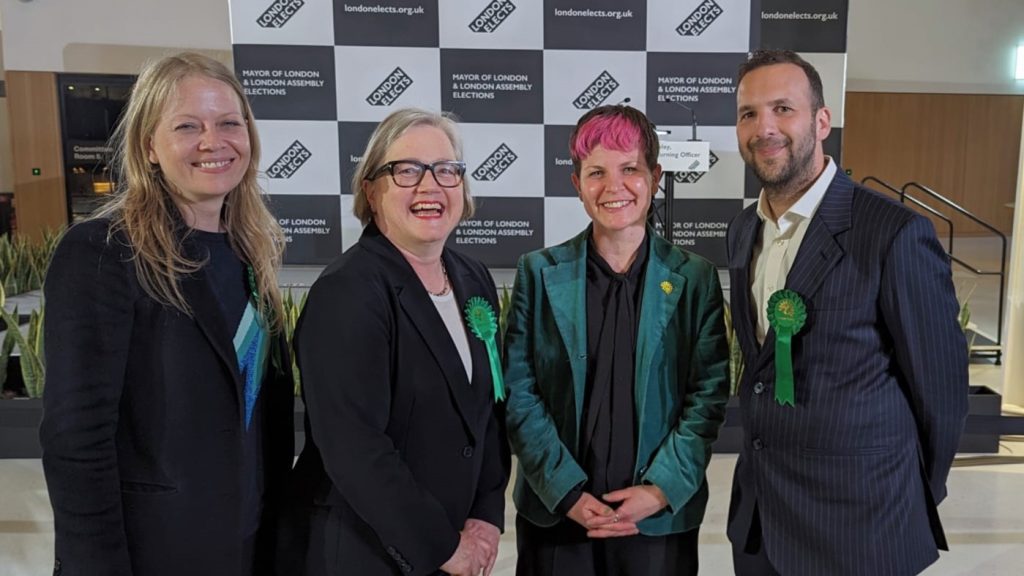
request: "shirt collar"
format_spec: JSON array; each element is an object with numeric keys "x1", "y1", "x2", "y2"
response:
[{"x1": 755, "y1": 156, "x2": 837, "y2": 225}]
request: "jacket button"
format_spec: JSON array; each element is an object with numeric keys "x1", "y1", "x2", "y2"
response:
[
  {"x1": 753, "y1": 381, "x2": 765, "y2": 394},
  {"x1": 752, "y1": 438, "x2": 764, "y2": 451},
  {"x1": 462, "y1": 446, "x2": 474, "y2": 458}
]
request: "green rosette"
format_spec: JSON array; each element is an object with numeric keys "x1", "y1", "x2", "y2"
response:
[
  {"x1": 766, "y1": 289, "x2": 807, "y2": 407},
  {"x1": 464, "y1": 297, "x2": 506, "y2": 402}
]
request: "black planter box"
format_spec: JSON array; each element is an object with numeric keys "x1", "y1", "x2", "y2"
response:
[
  {"x1": 294, "y1": 397, "x2": 306, "y2": 456},
  {"x1": 2, "y1": 389, "x2": 1004, "y2": 459},
  {"x1": 711, "y1": 396, "x2": 742, "y2": 454},
  {"x1": 959, "y1": 385, "x2": 1002, "y2": 453},
  {"x1": 0, "y1": 397, "x2": 43, "y2": 458}
]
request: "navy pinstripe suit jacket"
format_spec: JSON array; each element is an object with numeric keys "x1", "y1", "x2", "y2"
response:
[{"x1": 725, "y1": 170, "x2": 969, "y2": 576}]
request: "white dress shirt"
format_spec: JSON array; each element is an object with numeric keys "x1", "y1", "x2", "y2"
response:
[
  {"x1": 430, "y1": 290, "x2": 473, "y2": 381},
  {"x1": 750, "y1": 157, "x2": 836, "y2": 344}
]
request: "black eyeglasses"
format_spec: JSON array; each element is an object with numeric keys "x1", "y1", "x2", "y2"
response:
[{"x1": 366, "y1": 160, "x2": 467, "y2": 188}]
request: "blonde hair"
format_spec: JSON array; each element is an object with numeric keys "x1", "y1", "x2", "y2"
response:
[
  {"x1": 352, "y1": 108, "x2": 474, "y2": 225},
  {"x1": 96, "y1": 52, "x2": 285, "y2": 332}
]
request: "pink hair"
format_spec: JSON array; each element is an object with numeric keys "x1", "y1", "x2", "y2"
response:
[{"x1": 570, "y1": 114, "x2": 644, "y2": 164}]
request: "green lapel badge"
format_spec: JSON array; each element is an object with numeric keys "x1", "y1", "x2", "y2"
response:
[
  {"x1": 766, "y1": 289, "x2": 807, "y2": 407},
  {"x1": 464, "y1": 297, "x2": 506, "y2": 402}
]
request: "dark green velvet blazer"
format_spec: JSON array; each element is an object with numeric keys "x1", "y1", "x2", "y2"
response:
[{"x1": 504, "y1": 226, "x2": 730, "y2": 535}]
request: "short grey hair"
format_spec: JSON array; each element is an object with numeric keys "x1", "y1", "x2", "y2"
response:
[{"x1": 352, "y1": 108, "x2": 474, "y2": 225}]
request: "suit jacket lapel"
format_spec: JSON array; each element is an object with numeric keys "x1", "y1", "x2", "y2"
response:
[
  {"x1": 729, "y1": 209, "x2": 763, "y2": 364},
  {"x1": 541, "y1": 233, "x2": 588, "y2": 435},
  {"x1": 446, "y1": 254, "x2": 494, "y2": 425},
  {"x1": 361, "y1": 229, "x2": 478, "y2": 441},
  {"x1": 635, "y1": 233, "x2": 686, "y2": 432},
  {"x1": 784, "y1": 171, "x2": 853, "y2": 299},
  {"x1": 752, "y1": 170, "x2": 853, "y2": 373}
]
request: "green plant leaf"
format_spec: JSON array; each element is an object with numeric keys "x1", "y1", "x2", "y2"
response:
[
  {"x1": 281, "y1": 288, "x2": 308, "y2": 397},
  {"x1": 498, "y1": 284, "x2": 512, "y2": 338},
  {"x1": 722, "y1": 303, "x2": 744, "y2": 396}
]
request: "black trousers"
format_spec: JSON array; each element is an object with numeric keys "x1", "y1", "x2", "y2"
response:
[
  {"x1": 731, "y1": 506, "x2": 781, "y2": 576},
  {"x1": 515, "y1": 515, "x2": 699, "y2": 576},
  {"x1": 276, "y1": 505, "x2": 448, "y2": 576}
]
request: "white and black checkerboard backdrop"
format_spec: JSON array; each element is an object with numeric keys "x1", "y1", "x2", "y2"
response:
[{"x1": 230, "y1": 0, "x2": 849, "y2": 267}]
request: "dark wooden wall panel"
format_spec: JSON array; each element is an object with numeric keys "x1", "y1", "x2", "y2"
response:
[
  {"x1": 6, "y1": 71, "x2": 67, "y2": 242},
  {"x1": 843, "y1": 92, "x2": 1021, "y2": 236}
]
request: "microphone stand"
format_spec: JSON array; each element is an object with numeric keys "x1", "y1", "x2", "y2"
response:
[{"x1": 662, "y1": 101, "x2": 700, "y2": 243}]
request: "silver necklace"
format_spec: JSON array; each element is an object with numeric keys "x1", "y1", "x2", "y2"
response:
[{"x1": 428, "y1": 261, "x2": 450, "y2": 297}]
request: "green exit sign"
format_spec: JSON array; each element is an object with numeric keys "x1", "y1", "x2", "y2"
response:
[{"x1": 31, "y1": 168, "x2": 41, "y2": 176}]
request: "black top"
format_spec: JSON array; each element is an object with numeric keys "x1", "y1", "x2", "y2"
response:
[
  {"x1": 558, "y1": 234, "x2": 649, "y2": 513},
  {"x1": 190, "y1": 230, "x2": 246, "y2": 326},
  {"x1": 189, "y1": 230, "x2": 264, "y2": 539}
]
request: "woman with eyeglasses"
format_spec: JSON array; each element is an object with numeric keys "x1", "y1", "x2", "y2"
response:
[{"x1": 278, "y1": 108, "x2": 510, "y2": 576}]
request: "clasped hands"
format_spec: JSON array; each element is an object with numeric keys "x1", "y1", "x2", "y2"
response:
[
  {"x1": 441, "y1": 518, "x2": 501, "y2": 576},
  {"x1": 567, "y1": 484, "x2": 668, "y2": 538}
]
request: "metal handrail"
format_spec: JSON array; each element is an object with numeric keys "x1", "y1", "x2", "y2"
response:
[
  {"x1": 862, "y1": 177, "x2": 956, "y2": 250},
  {"x1": 861, "y1": 177, "x2": 1007, "y2": 364},
  {"x1": 903, "y1": 181, "x2": 1006, "y2": 240}
]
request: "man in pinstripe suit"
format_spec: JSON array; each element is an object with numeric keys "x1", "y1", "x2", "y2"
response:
[{"x1": 726, "y1": 50, "x2": 969, "y2": 576}]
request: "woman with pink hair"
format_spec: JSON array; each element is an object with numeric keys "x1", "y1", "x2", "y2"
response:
[{"x1": 504, "y1": 105, "x2": 730, "y2": 575}]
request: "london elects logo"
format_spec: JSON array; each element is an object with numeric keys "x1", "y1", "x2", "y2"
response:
[
  {"x1": 257, "y1": 0, "x2": 305, "y2": 29},
  {"x1": 674, "y1": 151, "x2": 718, "y2": 184},
  {"x1": 469, "y1": 0, "x2": 516, "y2": 33},
  {"x1": 676, "y1": 0, "x2": 723, "y2": 37},
  {"x1": 366, "y1": 67, "x2": 414, "y2": 107},
  {"x1": 268, "y1": 140, "x2": 312, "y2": 179},
  {"x1": 572, "y1": 71, "x2": 620, "y2": 110},
  {"x1": 472, "y1": 144, "x2": 518, "y2": 182}
]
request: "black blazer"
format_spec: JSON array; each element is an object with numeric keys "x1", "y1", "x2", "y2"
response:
[
  {"x1": 40, "y1": 219, "x2": 294, "y2": 576},
  {"x1": 280, "y1": 224, "x2": 510, "y2": 576},
  {"x1": 726, "y1": 170, "x2": 969, "y2": 576}
]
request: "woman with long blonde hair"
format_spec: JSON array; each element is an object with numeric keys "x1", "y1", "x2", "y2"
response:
[{"x1": 41, "y1": 52, "x2": 294, "y2": 576}]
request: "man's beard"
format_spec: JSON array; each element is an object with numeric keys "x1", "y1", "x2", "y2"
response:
[{"x1": 745, "y1": 120, "x2": 817, "y2": 191}]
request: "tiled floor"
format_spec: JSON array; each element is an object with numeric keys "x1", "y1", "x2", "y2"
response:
[
  {"x1": 3, "y1": 432, "x2": 1023, "y2": 575},
  {"x1": 3, "y1": 235, "x2": 1020, "y2": 575}
]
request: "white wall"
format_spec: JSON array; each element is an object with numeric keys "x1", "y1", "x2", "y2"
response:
[
  {"x1": 1005, "y1": 121, "x2": 1024, "y2": 406},
  {"x1": 847, "y1": 0, "x2": 1024, "y2": 94},
  {"x1": 0, "y1": 0, "x2": 231, "y2": 74},
  {"x1": 2, "y1": 0, "x2": 1022, "y2": 92}
]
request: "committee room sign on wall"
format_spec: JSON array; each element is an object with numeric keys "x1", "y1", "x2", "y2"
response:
[{"x1": 230, "y1": 0, "x2": 849, "y2": 267}]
